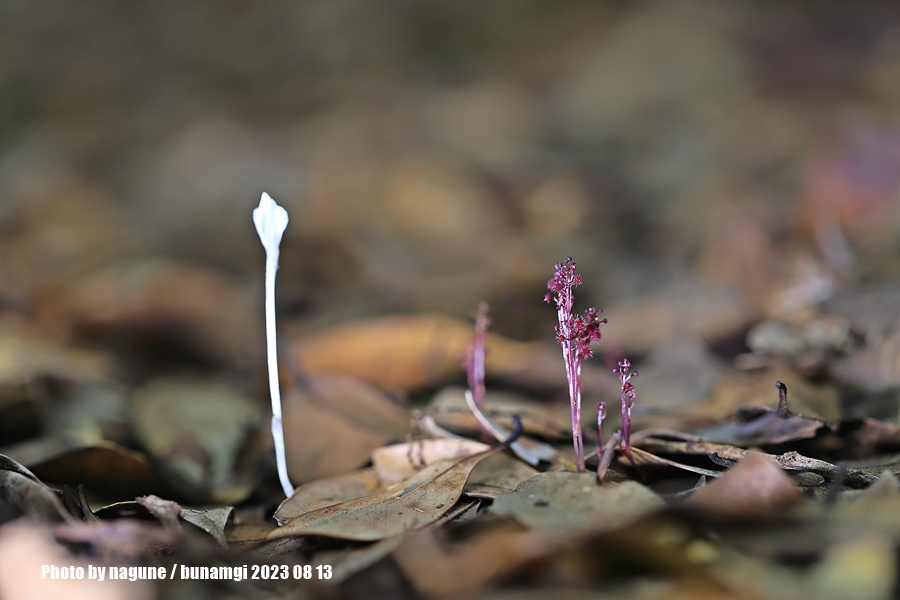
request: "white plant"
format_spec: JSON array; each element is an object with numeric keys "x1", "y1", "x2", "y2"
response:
[{"x1": 253, "y1": 192, "x2": 294, "y2": 497}]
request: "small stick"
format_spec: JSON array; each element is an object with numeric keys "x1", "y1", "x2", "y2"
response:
[
  {"x1": 253, "y1": 192, "x2": 294, "y2": 498},
  {"x1": 596, "y1": 430, "x2": 622, "y2": 482},
  {"x1": 775, "y1": 380, "x2": 791, "y2": 418}
]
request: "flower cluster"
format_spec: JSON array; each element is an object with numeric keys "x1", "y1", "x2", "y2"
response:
[
  {"x1": 545, "y1": 257, "x2": 606, "y2": 472},
  {"x1": 614, "y1": 358, "x2": 638, "y2": 463}
]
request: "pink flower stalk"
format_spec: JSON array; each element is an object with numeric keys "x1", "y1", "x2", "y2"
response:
[
  {"x1": 614, "y1": 358, "x2": 638, "y2": 463},
  {"x1": 545, "y1": 257, "x2": 606, "y2": 473},
  {"x1": 463, "y1": 302, "x2": 492, "y2": 439}
]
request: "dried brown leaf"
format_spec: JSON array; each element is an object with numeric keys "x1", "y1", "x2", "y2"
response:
[
  {"x1": 282, "y1": 375, "x2": 409, "y2": 483},
  {"x1": 393, "y1": 526, "x2": 554, "y2": 597},
  {"x1": 291, "y1": 313, "x2": 605, "y2": 392},
  {"x1": 24, "y1": 442, "x2": 178, "y2": 500},
  {"x1": 268, "y1": 449, "x2": 496, "y2": 542},
  {"x1": 683, "y1": 451, "x2": 802, "y2": 517},
  {"x1": 275, "y1": 468, "x2": 384, "y2": 525},
  {"x1": 372, "y1": 439, "x2": 489, "y2": 486}
]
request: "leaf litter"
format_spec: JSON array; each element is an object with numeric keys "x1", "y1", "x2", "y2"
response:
[{"x1": 6, "y1": 262, "x2": 900, "y2": 599}]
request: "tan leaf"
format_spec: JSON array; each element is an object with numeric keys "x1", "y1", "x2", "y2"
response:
[
  {"x1": 683, "y1": 451, "x2": 802, "y2": 516},
  {"x1": 393, "y1": 526, "x2": 554, "y2": 597},
  {"x1": 275, "y1": 468, "x2": 384, "y2": 525},
  {"x1": 267, "y1": 449, "x2": 496, "y2": 542},
  {"x1": 282, "y1": 375, "x2": 410, "y2": 483},
  {"x1": 371, "y1": 439, "x2": 489, "y2": 486},
  {"x1": 291, "y1": 313, "x2": 605, "y2": 392}
]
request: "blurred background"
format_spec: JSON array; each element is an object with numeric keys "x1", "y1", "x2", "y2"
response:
[
  {"x1": 3, "y1": 0, "x2": 900, "y2": 336},
  {"x1": 2, "y1": 0, "x2": 900, "y2": 464}
]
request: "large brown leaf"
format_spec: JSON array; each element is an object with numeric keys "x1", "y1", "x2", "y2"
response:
[
  {"x1": 268, "y1": 449, "x2": 496, "y2": 542},
  {"x1": 282, "y1": 374, "x2": 410, "y2": 483}
]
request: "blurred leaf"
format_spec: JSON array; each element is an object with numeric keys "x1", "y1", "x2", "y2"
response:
[
  {"x1": 25, "y1": 442, "x2": 178, "y2": 500},
  {"x1": 683, "y1": 452, "x2": 802, "y2": 518},
  {"x1": 292, "y1": 313, "x2": 606, "y2": 393},
  {"x1": 282, "y1": 374, "x2": 409, "y2": 483},
  {"x1": 490, "y1": 472, "x2": 664, "y2": 538},
  {"x1": 0, "y1": 454, "x2": 72, "y2": 523},
  {"x1": 0, "y1": 521, "x2": 150, "y2": 600},
  {"x1": 131, "y1": 378, "x2": 264, "y2": 504},
  {"x1": 393, "y1": 525, "x2": 554, "y2": 597},
  {"x1": 464, "y1": 452, "x2": 540, "y2": 499}
]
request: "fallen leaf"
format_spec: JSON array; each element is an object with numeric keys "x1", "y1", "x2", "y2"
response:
[
  {"x1": 267, "y1": 449, "x2": 497, "y2": 542},
  {"x1": 807, "y1": 535, "x2": 896, "y2": 600},
  {"x1": 46, "y1": 259, "x2": 256, "y2": 372},
  {"x1": 702, "y1": 405, "x2": 832, "y2": 446},
  {"x1": 179, "y1": 506, "x2": 233, "y2": 545},
  {"x1": 131, "y1": 377, "x2": 264, "y2": 503},
  {"x1": 464, "y1": 452, "x2": 540, "y2": 499},
  {"x1": 429, "y1": 386, "x2": 570, "y2": 441},
  {"x1": 23, "y1": 442, "x2": 179, "y2": 500},
  {"x1": 291, "y1": 313, "x2": 607, "y2": 393},
  {"x1": 282, "y1": 375, "x2": 410, "y2": 483},
  {"x1": 136, "y1": 494, "x2": 181, "y2": 531},
  {"x1": 372, "y1": 439, "x2": 490, "y2": 486},
  {"x1": 313, "y1": 535, "x2": 405, "y2": 583},
  {"x1": 682, "y1": 451, "x2": 802, "y2": 517},
  {"x1": 0, "y1": 316, "x2": 110, "y2": 385},
  {"x1": 393, "y1": 525, "x2": 554, "y2": 597},
  {"x1": 0, "y1": 454, "x2": 72, "y2": 523},
  {"x1": 275, "y1": 468, "x2": 384, "y2": 525},
  {"x1": 490, "y1": 472, "x2": 664, "y2": 538}
]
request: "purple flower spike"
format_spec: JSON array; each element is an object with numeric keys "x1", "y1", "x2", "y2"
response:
[
  {"x1": 613, "y1": 358, "x2": 638, "y2": 464},
  {"x1": 546, "y1": 258, "x2": 605, "y2": 473}
]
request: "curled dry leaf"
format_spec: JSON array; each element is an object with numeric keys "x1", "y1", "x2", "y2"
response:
[
  {"x1": 282, "y1": 374, "x2": 410, "y2": 483},
  {"x1": 291, "y1": 313, "x2": 606, "y2": 393},
  {"x1": 0, "y1": 454, "x2": 72, "y2": 523},
  {"x1": 372, "y1": 439, "x2": 490, "y2": 486},
  {"x1": 490, "y1": 472, "x2": 664, "y2": 538},
  {"x1": 135, "y1": 494, "x2": 181, "y2": 532},
  {"x1": 683, "y1": 451, "x2": 802, "y2": 517},
  {"x1": 267, "y1": 449, "x2": 497, "y2": 542},
  {"x1": 726, "y1": 406, "x2": 832, "y2": 446},
  {"x1": 464, "y1": 452, "x2": 540, "y2": 499}
]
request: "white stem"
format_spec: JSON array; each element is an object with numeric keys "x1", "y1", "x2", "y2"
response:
[
  {"x1": 266, "y1": 254, "x2": 293, "y2": 498},
  {"x1": 253, "y1": 193, "x2": 293, "y2": 498}
]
